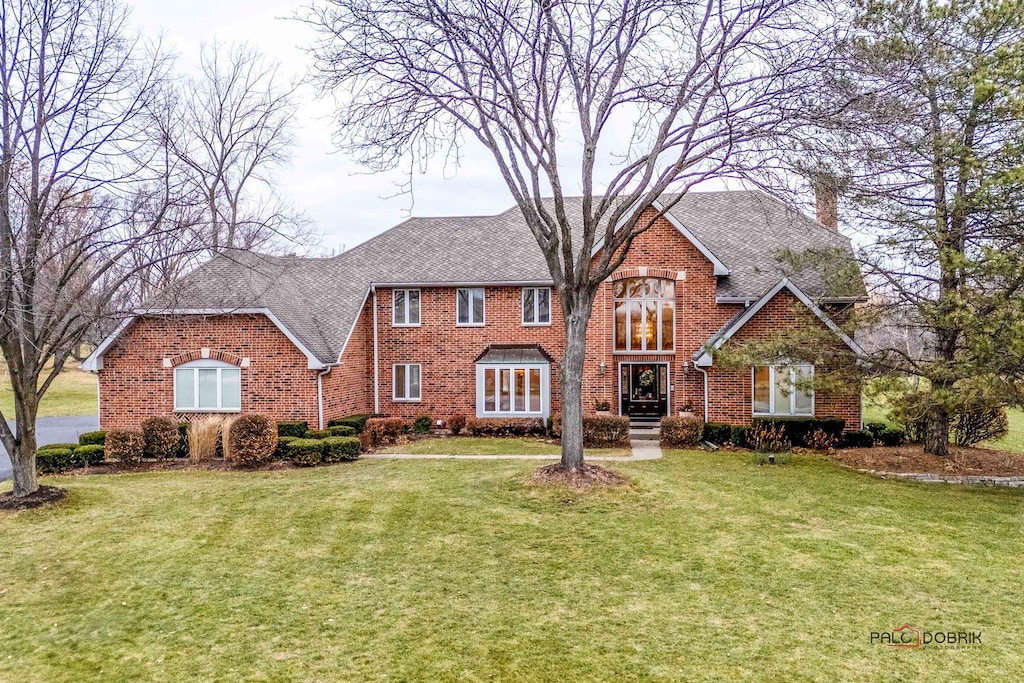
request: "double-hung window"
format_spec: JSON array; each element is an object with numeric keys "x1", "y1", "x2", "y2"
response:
[
  {"x1": 457, "y1": 288, "x2": 485, "y2": 326},
  {"x1": 174, "y1": 360, "x2": 241, "y2": 412},
  {"x1": 753, "y1": 365, "x2": 814, "y2": 416},
  {"x1": 522, "y1": 287, "x2": 551, "y2": 325},
  {"x1": 393, "y1": 363, "x2": 422, "y2": 401},
  {"x1": 393, "y1": 289, "x2": 420, "y2": 326}
]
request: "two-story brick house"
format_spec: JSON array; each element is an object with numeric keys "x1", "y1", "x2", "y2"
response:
[{"x1": 83, "y1": 191, "x2": 865, "y2": 431}]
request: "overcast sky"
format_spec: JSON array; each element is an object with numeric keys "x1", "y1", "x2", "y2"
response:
[{"x1": 130, "y1": 0, "x2": 741, "y2": 254}]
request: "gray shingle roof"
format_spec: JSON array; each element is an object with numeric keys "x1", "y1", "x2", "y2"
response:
[{"x1": 146, "y1": 190, "x2": 863, "y2": 365}]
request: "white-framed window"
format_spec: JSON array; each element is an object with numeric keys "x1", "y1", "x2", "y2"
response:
[
  {"x1": 393, "y1": 363, "x2": 422, "y2": 401},
  {"x1": 174, "y1": 359, "x2": 241, "y2": 412},
  {"x1": 613, "y1": 277, "x2": 675, "y2": 352},
  {"x1": 392, "y1": 289, "x2": 421, "y2": 326},
  {"x1": 752, "y1": 365, "x2": 814, "y2": 416},
  {"x1": 476, "y1": 364, "x2": 550, "y2": 417},
  {"x1": 457, "y1": 288, "x2": 485, "y2": 326},
  {"x1": 522, "y1": 287, "x2": 551, "y2": 325}
]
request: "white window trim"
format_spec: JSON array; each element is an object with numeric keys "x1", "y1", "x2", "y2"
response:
[
  {"x1": 475, "y1": 363, "x2": 550, "y2": 418},
  {"x1": 456, "y1": 287, "x2": 486, "y2": 327},
  {"x1": 613, "y1": 278, "x2": 676, "y2": 353},
  {"x1": 173, "y1": 359, "x2": 242, "y2": 413},
  {"x1": 393, "y1": 363, "x2": 422, "y2": 402},
  {"x1": 752, "y1": 364, "x2": 815, "y2": 417},
  {"x1": 392, "y1": 288, "x2": 421, "y2": 327},
  {"x1": 522, "y1": 287, "x2": 552, "y2": 327}
]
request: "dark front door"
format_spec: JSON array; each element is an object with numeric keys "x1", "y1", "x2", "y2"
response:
[{"x1": 620, "y1": 363, "x2": 668, "y2": 418}]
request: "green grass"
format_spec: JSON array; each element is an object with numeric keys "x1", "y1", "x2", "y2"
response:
[
  {"x1": 3, "y1": 455, "x2": 1024, "y2": 681},
  {"x1": 862, "y1": 395, "x2": 1024, "y2": 454},
  {"x1": 0, "y1": 368, "x2": 97, "y2": 418},
  {"x1": 379, "y1": 435, "x2": 631, "y2": 457}
]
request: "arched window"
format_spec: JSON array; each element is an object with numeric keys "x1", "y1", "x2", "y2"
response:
[
  {"x1": 613, "y1": 277, "x2": 675, "y2": 352},
  {"x1": 173, "y1": 359, "x2": 241, "y2": 412}
]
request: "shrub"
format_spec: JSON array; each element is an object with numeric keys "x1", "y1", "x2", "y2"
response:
[
  {"x1": 187, "y1": 416, "x2": 224, "y2": 461},
  {"x1": 274, "y1": 436, "x2": 298, "y2": 460},
  {"x1": 362, "y1": 417, "x2": 407, "y2": 449},
  {"x1": 73, "y1": 444, "x2": 105, "y2": 467},
  {"x1": 78, "y1": 430, "x2": 106, "y2": 446},
  {"x1": 323, "y1": 436, "x2": 361, "y2": 463},
  {"x1": 328, "y1": 425, "x2": 357, "y2": 437},
  {"x1": 36, "y1": 448, "x2": 75, "y2": 474},
  {"x1": 106, "y1": 430, "x2": 144, "y2": 464},
  {"x1": 448, "y1": 414, "x2": 467, "y2": 435},
  {"x1": 878, "y1": 427, "x2": 907, "y2": 447},
  {"x1": 805, "y1": 428, "x2": 838, "y2": 452},
  {"x1": 953, "y1": 405, "x2": 1009, "y2": 447},
  {"x1": 226, "y1": 414, "x2": 278, "y2": 467},
  {"x1": 660, "y1": 415, "x2": 704, "y2": 448},
  {"x1": 750, "y1": 417, "x2": 845, "y2": 448},
  {"x1": 413, "y1": 414, "x2": 434, "y2": 434},
  {"x1": 176, "y1": 423, "x2": 190, "y2": 458},
  {"x1": 327, "y1": 414, "x2": 382, "y2": 433},
  {"x1": 729, "y1": 426, "x2": 751, "y2": 448},
  {"x1": 547, "y1": 415, "x2": 630, "y2": 447},
  {"x1": 750, "y1": 421, "x2": 790, "y2": 452},
  {"x1": 286, "y1": 438, "x2": 325, "y2": 466},
  {"x1": 141, "y1": 417, "x2": 179, "y2": 460},
  {"x1": 305, "y1": 429, "x2": 333, "y2": 440},
  {"x1": 277, "y1": 421, "x2": 308, "y2": 438},
  {"x1": 840, "y1": 430, "x2": 874, "y2": 448},
  {"x1": 37, "y1": 442, "x2": 78, "y2": 451},
  {"x1": 864, "y1": 422, "x2": 887, "y2": 438},
  {"x1": 701, "y1": 423, "x2": 732, "y2": 445}
]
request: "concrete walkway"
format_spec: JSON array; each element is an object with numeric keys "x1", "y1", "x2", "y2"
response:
[{"x1": 363, "y1": 439, "x2": 663, "y2": 462}]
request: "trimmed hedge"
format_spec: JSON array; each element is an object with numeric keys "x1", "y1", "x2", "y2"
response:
[
  {"x1": 106, "y1": 431, "x2": 145, "y2": 464},
  {"x1": 227, "y1": 414, "x2": 278, "y2": 467},
  {"x1": 878, "y1": 427, "x2": 907, "y2": 447},
  {"x1": 277, "y1": 421, "x2": 309, "y2": 438},
  {"x1": 37, "y1": 442, "x2": 78, "y2": 451},
  {"x1": 322, "y1": 436, "x2": 361, "y2": 463},
  {"x1": 661, "y1": 416, "x2": 703, "y2": 448},
  {"x1": 548, "y1": 415, "x2": 630, "y2": 447},
  {"x1": 274, "y1": 436, "x2": 298, "y2": 460},
  {"x1": 328, "y1": 425, "x2": 357, "y2": 437},
  {"x1": 73, "y1": 444, "x2": 105, "y2": 466},
  {"x1": 864, "y1": 422, "x2": 887, "y2": 438},
  {"x1": 467, "y1": 417, "x2": 547, "y2": 437},
  {"x1": 413, "y1": 414, "x2": 434, "y2": 434},
  {"x1": 448, "y1": 414, "x2": 467, "y2": 435},
  {"x1": 142, "y1": 417, "x2": 179, "y2": 460},
  {"x1": 701, "y1": 423, "x2": 733, "y2": 445},
  {"x1": 327, "y1": 414, "x2": 383, "y2": 433},
  {"x1": 750, "y1": 417, "x2": 845, "y2": 448},
  {"x1": 362, "y1": 417, "x2": 408, "y2": 448},
  {"x1": 305, "y1": 429, "x2": 333, "y2": 440},
  {"x1": 36, "y1": 448, "x2": 76, "y2": 474},
  {"x1": 285, "y1": 438, "x2": 325, "y2": 466},
  {"x1": 840, "y1": 429, "x2": 874, "y2": 448},
  {"x1": 78, "y1": 430, "x2": 106, "y2": 446}
]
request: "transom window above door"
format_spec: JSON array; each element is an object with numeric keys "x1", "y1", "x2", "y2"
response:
[
  {"x1": 457, "y1": 288, "x2": 485, "y2": 326},
  {"x1": 613, "y1": 277, "x2": 675, "y2": 352},
  {"x1": 392, "y1": 289, "x2": 420, "y2": 326}
]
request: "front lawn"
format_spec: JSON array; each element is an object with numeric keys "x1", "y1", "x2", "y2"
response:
[
  {"x1": 0, "y1": 367, "x2": 97, "y2": 418},
  {"x1": 2, "y1": 454, "x2": 1023, "y2": 681},
  {"x1": 377, "y1": 435, "x2": 631, "y2": 457}
]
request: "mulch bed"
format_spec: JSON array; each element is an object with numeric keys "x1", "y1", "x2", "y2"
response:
[
  {"x1": 530, "y1": 462, "x2": 630, "y2": 489},
  {"x1": 832, "y1": 445, "x2": 1024, "y2": 477},
  {"x1": 0, "y1": 485, "x2": 68, "y2": 511}
]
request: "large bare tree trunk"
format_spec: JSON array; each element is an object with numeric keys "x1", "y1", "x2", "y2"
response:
[
  {"x1": 924, "y1": 403, "x2": 949, "y2": 457},
  {"x1": 3, "y1": 374, "x2": 40, "y2": 497},
  {"x1": 559, "y1": 297, "x2": 594, "y2": 470}
]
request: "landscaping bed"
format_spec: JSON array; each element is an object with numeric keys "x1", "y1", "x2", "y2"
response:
[
  {"x1": 375, "y1": 435, "x2": 632, "y2": 457},
  {"x1": 833, "y1": 444, "x2": 1024, "y2": 476}
]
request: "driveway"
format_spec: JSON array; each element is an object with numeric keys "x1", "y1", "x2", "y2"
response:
[{"x1": 0, "y1": 415, "x2": 99, "y2": 482}]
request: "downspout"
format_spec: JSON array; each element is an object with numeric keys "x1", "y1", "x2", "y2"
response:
[
  {"x1": 317, "y1": 366, "x2": 333, "y2": 430},
  {"x1": 696, "y1": 366, "x2": 710, "y2": 423},
  {"x1": 372, "y1": 286, "x2": 379, "y2": 414}
]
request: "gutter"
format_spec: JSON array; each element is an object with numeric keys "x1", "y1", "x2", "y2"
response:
[
  {"x1": 317, "y1": 365, "x2": 335, "y2": 430},
  {"x1": 696, "y1": 366, "x2": 710, "y2": 423},
  {"x1": 372, "y1": 286, "x2": 380, "y2": 414}
]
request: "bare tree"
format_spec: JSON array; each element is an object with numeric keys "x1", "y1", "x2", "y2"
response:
[
  {"x1": 303, "y1": 0, "x2": 832, "y2": 471},
  {"x1": 0, "y1": 0, "x2": 197, "y2": 498},
  {"x1": 170, "y1": 41, "x2": 310, "y2": 254}
]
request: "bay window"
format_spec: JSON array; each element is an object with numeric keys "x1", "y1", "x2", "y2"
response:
[
  {"x1": 476, "y1": 364, "x2": 549, "y2": 417},
  {"x1": 753, "y1": 365, "x2": 814, "y2": 416},
  {"x1": 174, "y1": 360, "x2": 241, "y2": 412}
]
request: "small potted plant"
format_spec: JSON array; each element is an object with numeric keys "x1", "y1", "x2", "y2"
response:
[
  {"x1": 678, "y1": 401, "x2": 696, "y2": 418},
  {"x1": 594, "y1": 400, "x2": 611, "y2": 416}
]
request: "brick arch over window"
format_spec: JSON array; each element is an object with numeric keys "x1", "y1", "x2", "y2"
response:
[
  {"x1": 166, "y1": 349, "x2": 244, "y2": 368},
  {"x1": 611, "y1": 266, "x2": 682, "y2": 282}
]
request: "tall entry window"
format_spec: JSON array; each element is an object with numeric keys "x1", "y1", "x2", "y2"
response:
[{"x1": 613, "y1": 277, "x2": 675, "y2": 352}]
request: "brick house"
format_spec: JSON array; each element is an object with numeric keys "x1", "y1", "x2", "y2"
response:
[{"x1": 83, "y1": 191, "x2": 866, "y2": 431}]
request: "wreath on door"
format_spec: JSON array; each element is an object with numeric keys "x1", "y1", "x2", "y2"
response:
[{"x1": 637, "y1": 368, "x2": 655, "y2": 391}]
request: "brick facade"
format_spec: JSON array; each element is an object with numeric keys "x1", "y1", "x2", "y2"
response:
[{"x1": 96, "y1": 210, "x2": 861, "y2": 431}]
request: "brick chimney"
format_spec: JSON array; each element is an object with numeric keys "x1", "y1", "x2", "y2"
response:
[{"x1": 813, "y1": 174, "x2": 839, "y2": 231}]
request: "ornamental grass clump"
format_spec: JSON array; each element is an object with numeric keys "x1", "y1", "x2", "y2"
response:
[{"x1": 188, "y1": 416, "x2": 224, "y2": 462}]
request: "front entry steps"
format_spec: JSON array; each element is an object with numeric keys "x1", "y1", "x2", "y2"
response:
[{"x1": 629, "y1": 420, "x2": 660, "y2": 441}]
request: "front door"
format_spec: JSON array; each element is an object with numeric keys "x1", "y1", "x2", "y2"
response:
[{"x1": 620, "y1": 363, "x2": 668, "y2": 418}]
